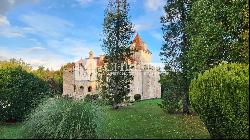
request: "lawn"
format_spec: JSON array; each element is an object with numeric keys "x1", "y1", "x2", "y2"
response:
[
  {"x1": 0, "y1": 99, "x2": 210, "y2": 139},
  {"x1": 0, "y1": 123, "x2": 23, "y2": 139}
]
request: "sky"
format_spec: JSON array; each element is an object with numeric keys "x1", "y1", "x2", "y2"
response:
[{"x1": 0, "y1": 0, "x2": 165, "y2": 70}]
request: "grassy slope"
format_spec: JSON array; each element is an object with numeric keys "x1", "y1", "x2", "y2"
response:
[
  {"x1": 99, "y1": 99, "x2": 210, "y2": 139},
  {"x1": 0, "y1": 99, "x2": 210, "y2": 139}
]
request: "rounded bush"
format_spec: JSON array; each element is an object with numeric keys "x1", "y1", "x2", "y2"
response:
[
  {"x1": 189, "y1": 63, "x2": 249, "y2": 139},
  {"x1": 0, "y1": 67, "x2": 50, "y2": 122},
  {"x1": 134, "y1": 94, "x2": 141, "y2": 101},
  {"x1": 22, "y1": 97, "x2": 101, "y2": 139}
]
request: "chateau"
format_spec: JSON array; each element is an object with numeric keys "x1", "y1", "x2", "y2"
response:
[{"x1": 63, "y1": 34, "x2": 161, "y2": 100}]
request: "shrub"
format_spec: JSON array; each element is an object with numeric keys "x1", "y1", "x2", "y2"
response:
[
  {"x1": 85, "y1": 94, "x2": 99, "y2": 102},
  {"x1": 159, "y1": 72, "x2": 182, "y2": 113},
  {"x1": 189, "y1": 63, "x2": 249, "y2": 139},
  {"x1": 134, "y1": 94, "x2": 141, "y2": 101},
  {"x1": 0, "y1": 67, "x2": 50, "y2": 122},
  {"x1": 22, "y1": 97, "x2": 101, "y2": 139}
]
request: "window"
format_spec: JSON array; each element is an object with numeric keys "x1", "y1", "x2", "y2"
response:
[
  {"x1": 80, "y1": 86, "x2": 84, "y2": 93},
  {"x1": 90, "y1": 73, "x2": 93, "y2": 81},
  {"x1": 88, "y1": 86, "x2": 92, "y2": 92},
  {"x1": 73, "y1": 85, "x2": 76, "y2": 92}
]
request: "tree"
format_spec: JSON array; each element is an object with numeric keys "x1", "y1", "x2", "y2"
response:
[
  {"x1": 160, "y1": 0, "x2": 191, "y2": 114},
  {"x1": 0, "y1": 58, "x2": 32, "y2": 72},
  {"x1": 33, "y1": 66, "x2": 63, "y2": 95},
  {"x1": 159, "y1": 72, "x2": 183, "y2": 113},
  {"x1": 186, "y1": 0, "x2": 249, "y2": 82},
  {"x1": 0, "y1": 67, "x2": 51, "y2": 122},
  {"x1": 101, "y1": 0, "x2": 134, "y2": 109}
]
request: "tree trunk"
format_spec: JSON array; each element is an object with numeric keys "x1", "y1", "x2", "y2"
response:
[
  {"x1": 182, "y1": 75, "x2": 190, "y2": 114},
  {"x1": 112, "y1": 103, "x2": 119, "y2": 109},
  {"x1": 183, "y1": 91, "x2": 190, "y2": 114}
]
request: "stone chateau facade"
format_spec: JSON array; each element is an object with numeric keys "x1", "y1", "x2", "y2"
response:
[{"x1": 63, "y1": 34, "x2": 161, "y2": 100}]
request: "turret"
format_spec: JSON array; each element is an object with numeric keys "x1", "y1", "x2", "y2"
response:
[{"x1": 89, "y1": 50, "x2": 94, "y2": 59}]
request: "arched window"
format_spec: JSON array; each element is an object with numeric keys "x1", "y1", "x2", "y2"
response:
[
  {"x1": 80, "y1": 86, "x2": 84, "y2": 93},
  {"x1": 88, "y1": 86, "x2": 92, "y2": 92}
]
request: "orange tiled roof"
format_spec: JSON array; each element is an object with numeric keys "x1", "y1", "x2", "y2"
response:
[
  {"x1": 131, "y1": 33, "x2": 151, "y2": 53},
  {"x1": 132, "y1": 33, "x2": 145, "y2": 50}
]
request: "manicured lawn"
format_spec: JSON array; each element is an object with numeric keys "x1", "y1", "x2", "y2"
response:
[
  {"x1": 99, "y1": 99, "x2": 210, "y2": 139},
  {"x1": 0, "y1": 123, "x2": 23, "y2": 139},
  {"x1": 0, "y1": 99, "x2": 210, "y2": 139}
]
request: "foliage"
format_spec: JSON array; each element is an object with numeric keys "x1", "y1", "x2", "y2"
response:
[
  {"x1": 101, "y1": 0, "x2": 135, "y2": 109},
  {"x1": 22, "y1": 97, "x2": 101, "y2": 139},
  {"x1": 1, "y1": 99, "x2": 210, "y2": 139},
  {"x1": 0, "y1": 58, "x2": 32, "y2": 72},
  {"x1": 133, "y1": 94, "x2": 141, "y2": 101},
  {"x1": 189, "y1": 63, "x2": 249, "y2": 139},
  {"x1": 0, "y1": 67, "x2": 50, "y2": 122},
  {"x1": 0, "y1": 58, "x2": 63, "y2": 96},
  {"x1": 160, "y1": 0, "x2": 191, "y2": 114},
  {"x1": 32, "y1": 66, "x2": 63, "y2": 96},
  {"x1": 85, "y1": 94, "x2": 99, "y2": 102},
  {"x1": 159, "y1": 72, "x2": 182, "y2": 113},
  {"x1": 186, "y1": 0, "x2": 249, "y2": 81}
]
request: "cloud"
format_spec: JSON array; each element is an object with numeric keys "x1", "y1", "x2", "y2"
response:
[
  {"x1": 0, "y1": 0, "x2": 39, "y2": 14},
  {"x1": 46, "y1": 38, "x2": 102, "y2": 60},
  {"x1": 133, "y1": 13, "x2": 160, "y2": 32},
  {"x1": 0, "y1": 46, "x2": 68, "y2": 70},
  {"x1": 0, "y1": 26, "x2": 25, "y2": 38},
  {"x1": 0, "y1": 12, "x2": 75, "y2": 39},
  {"x1": 144, "y1": 0, "x2": 164, "y2": 12},
  {"x1": 26, "y1": 46, "x2": 46, "y2": 53},
  {"x1": 0, "y1": 15, "x2": 10, "y2": 26},
  {"x1": 20, "y1": 13, "x2": 73, "y2": 38},
  {"x1": 134, "y1": 23, "x2": 155, "y2": 32},
  {"x1": 0, "y1": 36, "x2": 103, "y2": 70},
  {"x1": 151, "y1": 32, "x2": 162, "y2": 41},
  {"x1": 75, "y1": 0, "x2": 93, "y2": 7}
]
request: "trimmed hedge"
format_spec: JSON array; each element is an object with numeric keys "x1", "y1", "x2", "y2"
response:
[
  {"x1": 0, "y1": 67, "x2": 50, "y2": 122},
  {"x1": 189, "y1": 63, "x2": 249, "y2": 139},
  {"x1": 134, "y1": 94, "x2": 141, "y2": 101},
  {"x1": 22, "y1": 97, "x2": 101, "y2": 139}
]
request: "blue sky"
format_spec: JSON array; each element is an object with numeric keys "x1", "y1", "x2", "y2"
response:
[{"x1": 0, "y1": 0, "x2": 165, "y2": 70}]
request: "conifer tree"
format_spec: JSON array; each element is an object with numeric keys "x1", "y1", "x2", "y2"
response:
[
  {"x1": 160, "y1": 0, "x2": 191, "y2": 114},
  {"x1": 101, "y1": 0, "x2": 134, "y2": 109}
]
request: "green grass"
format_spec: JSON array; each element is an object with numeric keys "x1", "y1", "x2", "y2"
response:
[
  {"x1": 0, "y1": 123, "x2": 23, "y2": 139},
  {"x1": 99, "y1": 99, "x2": 210, "y2": 139},
  {"x1": 0, "y1": 99, "x2": 210, "y2": 139}
]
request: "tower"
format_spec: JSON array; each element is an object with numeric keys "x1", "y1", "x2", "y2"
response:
[
  {"x1": 131, "y1": 33, "x2": 152, "y2": 64},
  {"x1": 89, "y1": 50, "x2": 94, "y2": 59}
]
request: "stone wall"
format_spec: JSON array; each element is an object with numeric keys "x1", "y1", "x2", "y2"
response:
[
  {"x1": 63, "y1": 67, "x2": 74, "y2": 96},
  {"x1": 129, "y1": 64, "x2": 161, "y2": 101}
]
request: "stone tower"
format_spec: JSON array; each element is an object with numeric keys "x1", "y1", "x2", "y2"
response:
[
  {"x1": 130, "y1": 33, "x2": 152, "y2": 64},
  {"x1": 63, "y1": 63, "x2": 75, "y2": 97}
]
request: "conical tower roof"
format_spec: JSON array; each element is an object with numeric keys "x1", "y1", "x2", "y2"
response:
[{"x1": 131, "y1": 33, "x2": 150, "y2": 52}]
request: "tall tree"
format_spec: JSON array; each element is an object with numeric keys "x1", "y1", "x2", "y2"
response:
[
  {"x1": 160, "y1": 0, "x2": 191, "y2": 114},
  {"x1": 101, "y1": 0, "x2": 134, "y2": 109},
  {"x1": 186, "y1": 0, "x2": 249, "y2": 81}
]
